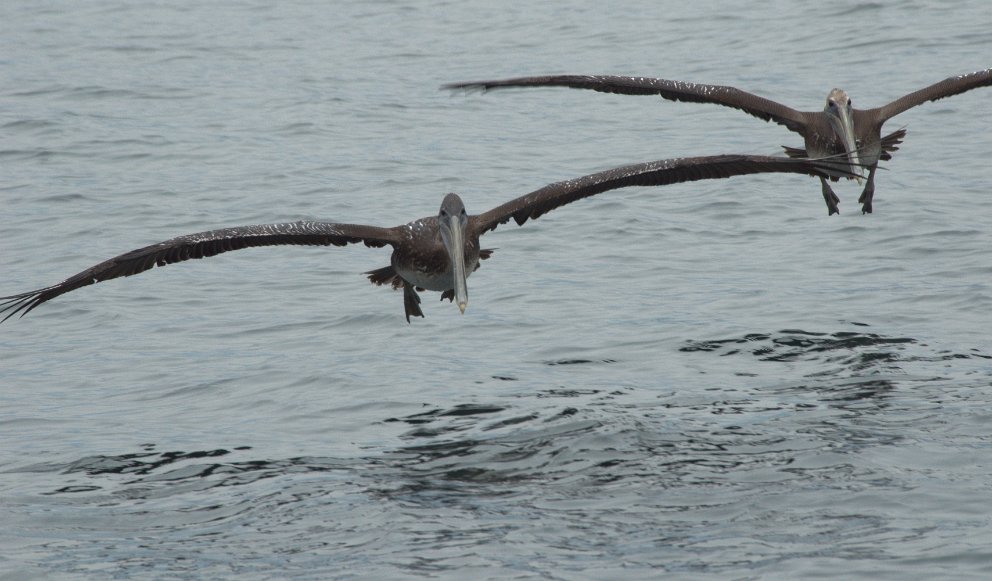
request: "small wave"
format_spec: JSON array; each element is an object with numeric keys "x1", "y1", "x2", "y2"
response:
[
  {"x1": 679, "y1": 328, "x2": 992, "y2": 385},
  {"x1": 1, "y1": 119, "x2": 59, "y2": 132},
  {"x1": 544, "y1": 358, "x2": 617, "y2": 366},
  {"x1": 680, "y1": 329, "x2": 916, "y2": 361},
  {"x1": 29, "y1": 446, "x2": 359, "y2": 498}
]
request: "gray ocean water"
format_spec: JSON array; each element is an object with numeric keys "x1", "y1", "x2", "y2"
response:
[{"x1": 2, "y1": 1, "x2": 991, "y2": 578}]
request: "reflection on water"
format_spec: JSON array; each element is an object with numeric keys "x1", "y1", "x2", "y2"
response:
[
  {"x1": 6, "y1": 323, "x2": 991, "y2": 577},
  {"x1": 31, "y1": 327, "x2": 981, "y2": 498}
]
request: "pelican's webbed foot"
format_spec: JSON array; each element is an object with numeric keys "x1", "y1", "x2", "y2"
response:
[
  {"x1": 858, "y1": 166, "x2": 878, "y2": 214},
  {"x1": 820, "y1": 177, "x2": 840, "y2": 216},
  {"x1": 402, "y1": 282, "x2": 424, "y2": 323},
  {"x1": 858, "y1": 185, "x2": 874, "y2": 214}
]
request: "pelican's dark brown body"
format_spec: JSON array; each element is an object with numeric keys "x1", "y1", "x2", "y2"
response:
[{"x1": 366, "y1": 213, "x2": 490, "y2": 321}]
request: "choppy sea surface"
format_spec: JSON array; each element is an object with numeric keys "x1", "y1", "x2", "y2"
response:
[{"x1": 2, "y1": 1, "x2": 991, "y2": 579}]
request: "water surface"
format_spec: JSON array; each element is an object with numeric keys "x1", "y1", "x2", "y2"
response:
[{"x1": 1, "y1": 0, "x2": 991, "y2": 578}]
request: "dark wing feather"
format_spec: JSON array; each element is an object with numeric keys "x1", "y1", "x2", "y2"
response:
[
  {"x1": 473, "y1": 155, "x2": 849, "y2": 234},
  {"x1": 0, "y1": 221, "x2": 399, "y2": 322},
  {"x1": 444, "y1": 74, "x2": 808, "y2": 133},
  {"x1": 872, "y1": 68, "x2": 992, "y2": 122}
]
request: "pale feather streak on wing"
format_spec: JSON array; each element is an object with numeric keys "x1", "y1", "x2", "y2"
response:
[
  {"x1": 0, "y1": 221, "x2": 398, "y2": 322},
  {"x1": 473, "y1": 155, "x2": 840, "y2": 234},
  {"x1": 445, "y1": 74, "x2": 808, "y2": 132}
]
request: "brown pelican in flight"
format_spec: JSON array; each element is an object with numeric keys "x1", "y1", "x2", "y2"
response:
[
  {"x1": 444, "y1": 68, "x2": 992, "y2": 215},
  {"x1": 1, "y1": 155, "x2": 855, "y2": 324}
]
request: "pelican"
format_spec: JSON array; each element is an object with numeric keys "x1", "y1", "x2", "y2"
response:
[
  {"x1": 1, "y1": 154, "x2": 855, "y2": 324},
  {"x1": 445, "y1": 68, "x2": 992, "y2": 214}
]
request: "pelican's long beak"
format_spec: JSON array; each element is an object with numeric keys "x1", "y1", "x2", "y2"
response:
[
  {"x1": 444, "y1": 218, "x2": 469, "y2": 314},
  {"x1": 832, "y1": 106, "x2": 863, "y2": 184}
]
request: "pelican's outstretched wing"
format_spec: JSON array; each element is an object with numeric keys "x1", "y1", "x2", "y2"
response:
[
  {"x1": 1, "y1": 221, "x2": 399, "y2": 322},
  {"x1": 445, "y1": 75, "x2": 809, "y2": 133},
  {"x1": 871, "y1": 68, "x2": 992, "y2": 122},
  {"x1": 473, "y1": 155, "x2": 852, "y2": 234}
]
